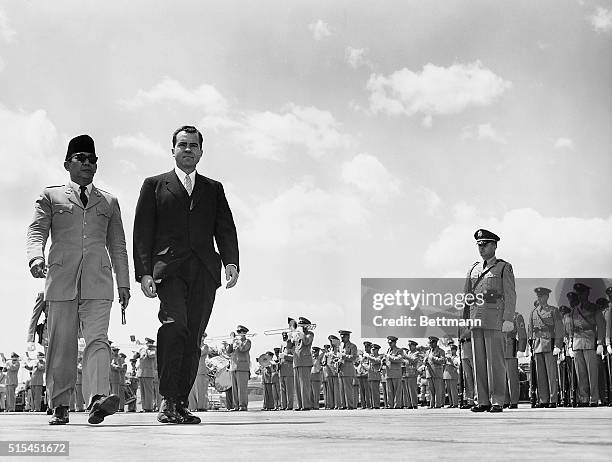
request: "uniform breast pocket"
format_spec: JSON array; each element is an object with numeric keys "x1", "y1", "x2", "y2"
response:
[
  {"x1": 51, "y1": 203, "x2": 74, "y2": 221},
  {"x1": 96, "y1": 205, "x2": 112, "y2": 224}
]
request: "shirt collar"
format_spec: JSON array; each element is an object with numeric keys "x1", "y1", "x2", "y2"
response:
[
  {"x1": 174, "y1": 167, "x2": 197, "y2": 184},
  {"x1": 483, "y1": 256, "x2": 497, "y2": 268},
  {"x1": 68, "y1": 179, "x2": 92, "y2": 194}
]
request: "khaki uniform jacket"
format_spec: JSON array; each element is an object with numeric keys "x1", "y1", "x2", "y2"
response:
[
  {"x1": 424, "y1": 347, "x2": 445, "y2": 379},
  {"x1": 443, "y1": 354, "x2": 460, "y2": 380},
  {"x1": 339, "y1": 341, "x2": 358, "y2": 377},
  {"x1": 137, "y1": 349, "x2": 156, "y2": 378},
  {"x1": 6, "y1": 361, "x2": 20, "y2": 386},
  {"x1": 321, "y1": 351, "x2": 337, "y2": 378},
  {"x1": 384, "y1": 347, "x2": 404, "y2": 379},
  {"x1": 293, "y1": 331, "x2": 314, "y2": 368},
  {"x1": 26, "y1": 184, "x2": 130, "y2": 301},
  {"x1": 227, "y1": 338, "x2": 251, "y2": 372},
  {"x1": 464, "y1": 258, "x2": 516, "y2": 330},
  {"x1": 504, "y1": 312, "x2": 528, "y2": 358},
  {"x1": 403, "y1": 351, "x2": 421, "y2": 378},
  {"x1": 567, "y1": 302, "x2": 605, "y2": 350},
  {"x1": 30, "y1": 361, "x2": 45, "y2": 386},
  {"x1": 367, "y1": 353, "x2": 382, "y2": 381},
  {"x1": 279, "y1": 349, "x2": 294, "y2": 377},
  {"x1": 528, "y1": 305, "x2": 564, "y2": 353}
]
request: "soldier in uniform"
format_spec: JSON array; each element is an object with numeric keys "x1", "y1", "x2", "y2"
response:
[
  {"x1": 422, "y1": 336, "x2": 445, "y2": 408},
  {"x1": 357, "y1": 342, "x2": 373, "y2": 409},
  {"x1": 504, "y1": 310, "x2": 527, "y2": 408},
  {"x1": 459, "y1": 329, "x2": 475, "y2": 409},
  {"x1": 259, "y1": 352, "x2": 275, "y2": 411},
  {"x1": 403, "y1": 340, "x2": 420, "y2": 409},
  {"x1": 271, "y1": 347, "x2": 281, "y2": 410},
  {"x1": 567, "y1": 283, "x2": 605, "y2": 406},
  {"x1": 444, "y1": 344, "x2": 460, "y2": 408},
  {"x1": 310, "y1": 347, "x2": 323, "y2": 409},
  {"x1": 25, "y1": 352, "x2": 46, "y2": 412},
  {"x1": 4, "y1": 353, "x2": 20, "y2": 412},
  {"x1": 138, "y1": 338, "x2": 156, "y2": 412},
  {"x1": 279, "y1": 337, "x2": 294, "y2": 410},
  {"x1": 189, "y1": 334, "x2": 210, "y2": 411},
  {"x1": 110, "y1": 347, "x2": 124, "y2": 411},
  {"x1": 126, "y1": 357, "x2": 139, "y2": 412},
  {"x1": 321, "y1": 340, "x2": 340, "y2": 409},
  {"x1": 464, "y1": 229, "x2": 516, "y2": 413},
  {"x1": 226, "y1": 325, "x2": 251, "y2": 411},
  {"x1": 292, "y1": 317, "x2": 314, "y2": 411},
  {"x1": 595, "y1": 297, "x2": 610, "y2": 405},
  {"x1": 383, "y1": 336, "x2": 404, "y2": 409},
  {"x1": 367, "y1": 344, "x2": 382, "y2": 409},
  {"x1": 338, "y1": 330, "x2": 358, "y2": 409}
]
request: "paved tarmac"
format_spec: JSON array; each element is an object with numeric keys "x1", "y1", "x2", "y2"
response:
[{"x1": 0, "y1": 406, "x2": 610, "y2": 461}]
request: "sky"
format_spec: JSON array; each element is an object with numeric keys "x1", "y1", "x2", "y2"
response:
[{"x1": 0, "y1": 0, "x2": 611, "y2": 358}]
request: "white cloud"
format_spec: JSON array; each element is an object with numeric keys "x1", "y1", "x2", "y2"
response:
[
  {"x1": 461, "y1": 123, "x2": 507, "y2": 144},
  {"x1": 367, "y1": 61, "x2": 512, "y2": 119},
  {"x1": 554, "y1": 137, "x2": 574, "y2": 150},
  {"x1": 308, "y1": 20, "x2": 332, "y2": 41},
  {"x1": 0, "y1": 106, "x2": 62, "y2": 187},
  {"x1": 425, "y1": 206, "x2": 612, "y2": 277},
  {"x1": 587, "y1": 7, "x2": 612, "y2": 33},
  {"x1": 112, "y1": 133, "x2": 168, "y2": 158},
  {"x1": 345, "y1": 47, "x2": 370, "y2": 69},
  {"x1": 416, "y1": 186, "x2": 442, "y2": 216},
  {"x1": 118, "y1": 77, "x2": 229, "y2": 114},
  {"x1": 341, "y1": 153, "x2": 400, "y2": 202},
  {"x1": 421, "y1": 115, "x2": 433, "y2": 128},
  {"x1": 243, "y1": 180, "x2": 369, "y2": 251},
  {"x1": 0, "y1": 8, "x2": 16, "y2": 43},
  {"x1": 236, "y1": 103, "x2": 353, "y2": 160}
]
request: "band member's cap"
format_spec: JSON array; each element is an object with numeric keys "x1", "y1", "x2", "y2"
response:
[
  {"x1": 371, "y1": 344, "x2": 381, "y2": 350},
  {"x1": 119, "y1": 352, "x2": 127, "y2": 358},
  {"x1": 428, "y1": 336, "x2": 439, "y2": 342},
  {"x1": 387, "y1": 335, "x2": 398, "y2": 342},
  {"x1": 287, "y1": 317, "x2": 295, "y2": 324},
  {"x1": 66, "y1": 134, "x2": 96, "y2": 160},
  {"x1": 363, "y1": 341, "x2": 372, "y2": 346},
  {"x1": 450, "y1": 344, "x2": 458, "y2": 350},
  {"x1": 573, "y1": 282, "x2": 590, "y2": 293},
  {"x1": 534, "y1": 287, "x2": 552, "y2": 295},
  {"x1": 606, "y1": 286, "x2": 612, "y2": 296},
  {"x1": 323, "y1": 344, "x2": 331, "y2": 348},
  {"x1": 447, "y1": 339, "x2": 455, "y2": 346},
  {"x1": 338, "y1": 330, "x2": 351, "y2": 335},
  {"x1": 145, "y1": 337, "x2": 155, "y2": 344},
  {"x1": 37, "y1": 352, "x2": 45, "y2": 357},
  {"x1": 273, "y1": 347, "x2": 281, "y2": 352},
  {"x1": 328, "y1": 334, "x2": 340, "y2": 341},
  {"x1": 236, "y1": 325, "x2": 249, "y2": 333},
  {"x1": 408, "y1": 340, "x2": 418, "y2": 347},
  {"x1": 312, "y1": 346, "x2": 321, "y2": 351},
  {"x1": 10, "y1": 352, "x2": 19, "y2": 359},
  {"x1": 297, "y1": 317, "x2": 311, "y2": 325},
  {"x1": 266, "y1": 351, "x2": 274, "y2": 356},
  {"x1": 474, "y1": 228, "x2": 500, "y2": 243},
  {"x1": 111, "y1": 346, "x2": 119, "y2": 351}
]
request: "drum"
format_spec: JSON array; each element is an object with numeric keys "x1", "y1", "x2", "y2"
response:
[
  {"x1": 208, "y1": 356, "x2": 231, "y2": 392},
  {"x1": 214, "y1": 369, "x2": 232, "y2": 392},
  {"x1": 123, "y1": 384, "x2": 136, "y2": 405}
]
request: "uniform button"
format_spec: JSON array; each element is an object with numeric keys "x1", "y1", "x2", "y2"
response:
[
  {"x1": 83, "y1": 235, "x2": 87, "y2": 239},
  {"x1": 59, "y1": 211, "x2": 63, "y2": 214}
]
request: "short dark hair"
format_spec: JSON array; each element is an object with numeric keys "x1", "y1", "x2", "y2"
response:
[{"x1": 172, "y1": 125, "x2": 203, "y2": 149}]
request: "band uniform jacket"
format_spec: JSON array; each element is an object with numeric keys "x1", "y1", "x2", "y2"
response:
[
  {"x1": 528, "y1": 304, "x2": 564, "y2": 353},
  {"x1": 385, "y1": 347, "x2": 404, "y2": 380},
  {"x1": 227, "y1": 338, "x2": 251, "y2": 372},
  {"x1": 293, "y1": 331, "x2": 314, "y2": 368},
  {"x1": 567, "y1": 302, "x2": 605, "y2": 350},
  {"x1": 311, "y1": 356, "x2": 323, "y2": 382},
  {"x1": 279, "y1": 349, "x2": 294, "y2": 377},
  {"x1": 133, "y1": 171, "x2": 239, "y2": 287},
  {"x1": 6, "y1": 361, "x2": 19, "y2": 386},
  {"x1": 463, "y1": 258, "x2": 516, "y2": 330},
  {"x1": 138, "y1": 349, "x2": 156, "y2": 378},
  {"x1": 424, "y1": 346, "x2": 445, "y2": 379},
  {"x1": 197, "y1": 345, "x2": 209, "y2": 375},
  {"x1": 27, "y1": 184, "x2": 130, "y2": 301},
  {"x1": 403, "y1": 351, "x2": 421, "y2": 378},
  {"x1": 29, "y1": 361, "x2": 45, "y2": 387},
  {"x1": 321, "y1": 351, "x2": 338, "y2": 378},
  {"x1": 367, "y1": 353, "x2": 382, "y2": 381},
  {"x1": 443, "y1": 354, "x2": 460, "y2": 380},
  {"x1": 504, "y1": 312, "x2": 528, "y2": 358},
  {"x1": 339, "y1": 342, "x2": 358, "y2": 377},
  {"x1": 110, "y1": 357, "x2": 122, "y2": 384}
]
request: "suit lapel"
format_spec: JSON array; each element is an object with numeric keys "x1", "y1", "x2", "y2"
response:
[
  {"x1": 64, "y1": 185, "x2": 83, "y2": 209},
  {"x1": 164, "y1": 170, "x2": 189, "y2": 205},
  {"x1": 190, "y1": 173, "x2": 208, "y2": 211},
  {"x1": 86, "y1": 186, "x2": 103, "y2": 210}
]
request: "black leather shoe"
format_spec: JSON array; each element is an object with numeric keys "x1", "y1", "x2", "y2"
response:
[
  {"x1": 470, "y1": 404, "x2": 491, "y2": 412},
  {"x1": 549, "y1": 403, "x2": 557, "y2": 408},
  {"x1": 509, "y1": 404, "x2": 518, "y2": 409},
  {"x1": 88, "y1": 394, "x2": 120, "y2": 424},
  {"x1": 537, "y1": 403, "x2": 550, "y2": 408},
  {"x1": 590, "y1": 403, "x2": 599, "y2": 407},
  {"x1": 49, "y1": 406, "x2": 69, "y2": 425},
  {"x1": 460, "y1": 404, "x2": 472, "y2": 409},
  {"x1": 157, "y1": 398, "x2": 183, "y2": 424},
  {"x1": 176, "y1": 403, "x2": 201, "y2": 424},
  {"x1": 488, "y1": 405, "x2": 503, "y2": 413}
]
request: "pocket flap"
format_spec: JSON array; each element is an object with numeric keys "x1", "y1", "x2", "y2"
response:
[{"x1": 52, "y1": 204, "x2": 73, "y2": 215}]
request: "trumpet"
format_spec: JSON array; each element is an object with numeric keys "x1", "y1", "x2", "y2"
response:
[
  {"x1": 207, "y1": 332, "x2": 257, "y2": 341},
  {"x1": 263, "y1": 324, "x2": 316, "y2": 336}
]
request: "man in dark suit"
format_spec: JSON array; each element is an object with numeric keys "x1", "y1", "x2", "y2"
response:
[{"x1": 133, "y1": 125, "x2": 239, "y2": 424}]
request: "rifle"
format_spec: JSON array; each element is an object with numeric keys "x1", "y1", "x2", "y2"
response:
[{"x1": 528, "y1": 338, "x2": 537, "y2": 408}]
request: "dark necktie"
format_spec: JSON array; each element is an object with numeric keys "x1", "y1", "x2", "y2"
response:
[{"x1": 80, "y1": 185, "x2": 88, "y2": 207}]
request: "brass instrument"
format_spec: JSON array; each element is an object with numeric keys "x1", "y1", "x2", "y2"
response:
[
  {"x1": 264, "y1": 324, "x2": 317, "y2": 336},
  {"x1": 207, "y1": 332, "x2": 256, "y2": 341}
]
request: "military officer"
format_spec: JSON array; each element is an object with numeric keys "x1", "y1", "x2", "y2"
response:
[
  {"x1": 595, "y1": 297, "x2": 610, "y2": 405},
  {"x1": 310, "y1": 347, "x2": 323, "y2": 409},
  {"x1": 504, "y1": 310, "x2": 527, "y2": 408},
  {"x1": 383, "y1": 336, "x2": 404, "y2": 409},
  {"x1": 138, "y1": 338, "x2": 156, "y2": 412},
  {"x1": 567, "y1": 283, "x2": 606, "y2": 406},
  {"x1": 366, "y1": 343, "x2": 382, "y2": 409},
  {"x1": 465, "y1": 229, "x2": 516, "y2": 413},
  {"x1": 25, "y1": 352, "x2": 46, "y2": 412},
  {"x1": 321, "y1": 339, "x2": 340, "y2": 409},
  {"x1": 271, "y1": 347, "x2": 281, "y2": 410},
  {"x1": 110, "y1": 347, "x2": 124, "y2": 411},
  {"x1": 226, "y1": 325, "x2": 251, "y2": 411},
  {"x1": 292, "y1": 317, "x2": 314, "y2": 411},
  {"x1": 422, "y1": 336, "x2": 445, "y2": 408},
  {"x1": 4, "y1": 353, "x2": 20, "y2": 411},
  {"x1": 403, "y1": 340, "x2": 420, "y2": 409},
  {"x1": 259, "y1": 352, "x2": 275, "y2": 411},
  {"x1": 278, "y1": 337, "x2": 294, "y2": 410},
  {"x1": 358, "y1": 342, "x2": 373, "y2": 409},
  {"x1": 444, "y1": 344, "x2": 460, "y2": 408},
  {"x1": 338, "y1": 330, "x2": 358, "y2": 409},
  {"x1": 126, "y1": 357, "x2": 139, "y2": 412}
]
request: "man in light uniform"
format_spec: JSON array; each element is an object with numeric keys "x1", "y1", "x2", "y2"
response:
[{"x1": 504, "y1": 310, "x2": 527, "y2": 409}]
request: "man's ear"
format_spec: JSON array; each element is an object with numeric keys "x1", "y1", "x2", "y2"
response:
[{"x1": 64, "y1": 161, "x2": 71, "y2": 172}]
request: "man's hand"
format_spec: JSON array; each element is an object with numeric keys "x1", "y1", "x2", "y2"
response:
[
  {"x1": 552, "y1": 347, "x2": 560, "y2": 356},
  {"x1": 29, "y1": 259, "x2": 46, "y2": 278},
  {"x1": 596, "y1": 344, "x2": 604, "y2": 356},
  {"x1": 517, "y1": 351, "x2": 526, "y2": 358},
  {"x1": 567, "y1": 347, "x2": 575, "y2": 358},
  {"x1": 225, "y1": 265, "x2": 239, "y2": 289},
  {"x1": 501, "y1": 321, "x2": 514, "y2": 332},
  {"x1": 26, "y1": 342, "x2": 36, "y2": 352},
  {"x1": 118, "y1": 287, "x2": 131, "y2": 308},
  {"x1": 140, "y1": 275, "x2": 157, "y2": 298}
]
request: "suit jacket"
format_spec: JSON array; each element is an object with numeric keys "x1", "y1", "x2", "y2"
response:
[
  {"x1": 464, "y1": 258, "x2": 516, "y2": 330},
  {"x1": 27, "y1": 184, "x2": 130, "y2": 301},
  {"x1": 133, "y1": 170, "x2": 239, "y2": 287},
  {"x1": 293, "y1": 331, "x2": 314, "y2": 368},
  {"x1": 227, "y1": 338, "x2": 251, "y2": 372},
  {"x1": 528, "y1": 305, "x2": 564, "y2": 353}
]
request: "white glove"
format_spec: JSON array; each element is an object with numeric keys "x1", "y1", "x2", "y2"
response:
[
  {"x1": 596, "y1": 345, "x2": 604, "y2": 356},
  {"x1": 608, "y1": 345, "x2": 612, "y2": 355},
  {"x1": 26, "y1": 342, "x2": 36, "y2": 352},
  {"x1": 552, "y1": 347, "x2": 560, "y2": 356},
  {"x1": 567, "y1": 348, "x2": 575, "y2": 358},
  {"x1": 501, "y1": 321, "x2": 514, "y2": 332},
  {"x1": 517, "y1": 351, "x2": 526, "y2": 358}
]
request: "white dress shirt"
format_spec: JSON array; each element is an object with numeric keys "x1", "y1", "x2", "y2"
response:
[{"x1": 174, "y1": 167, "x2": 196, "y2": 195}]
